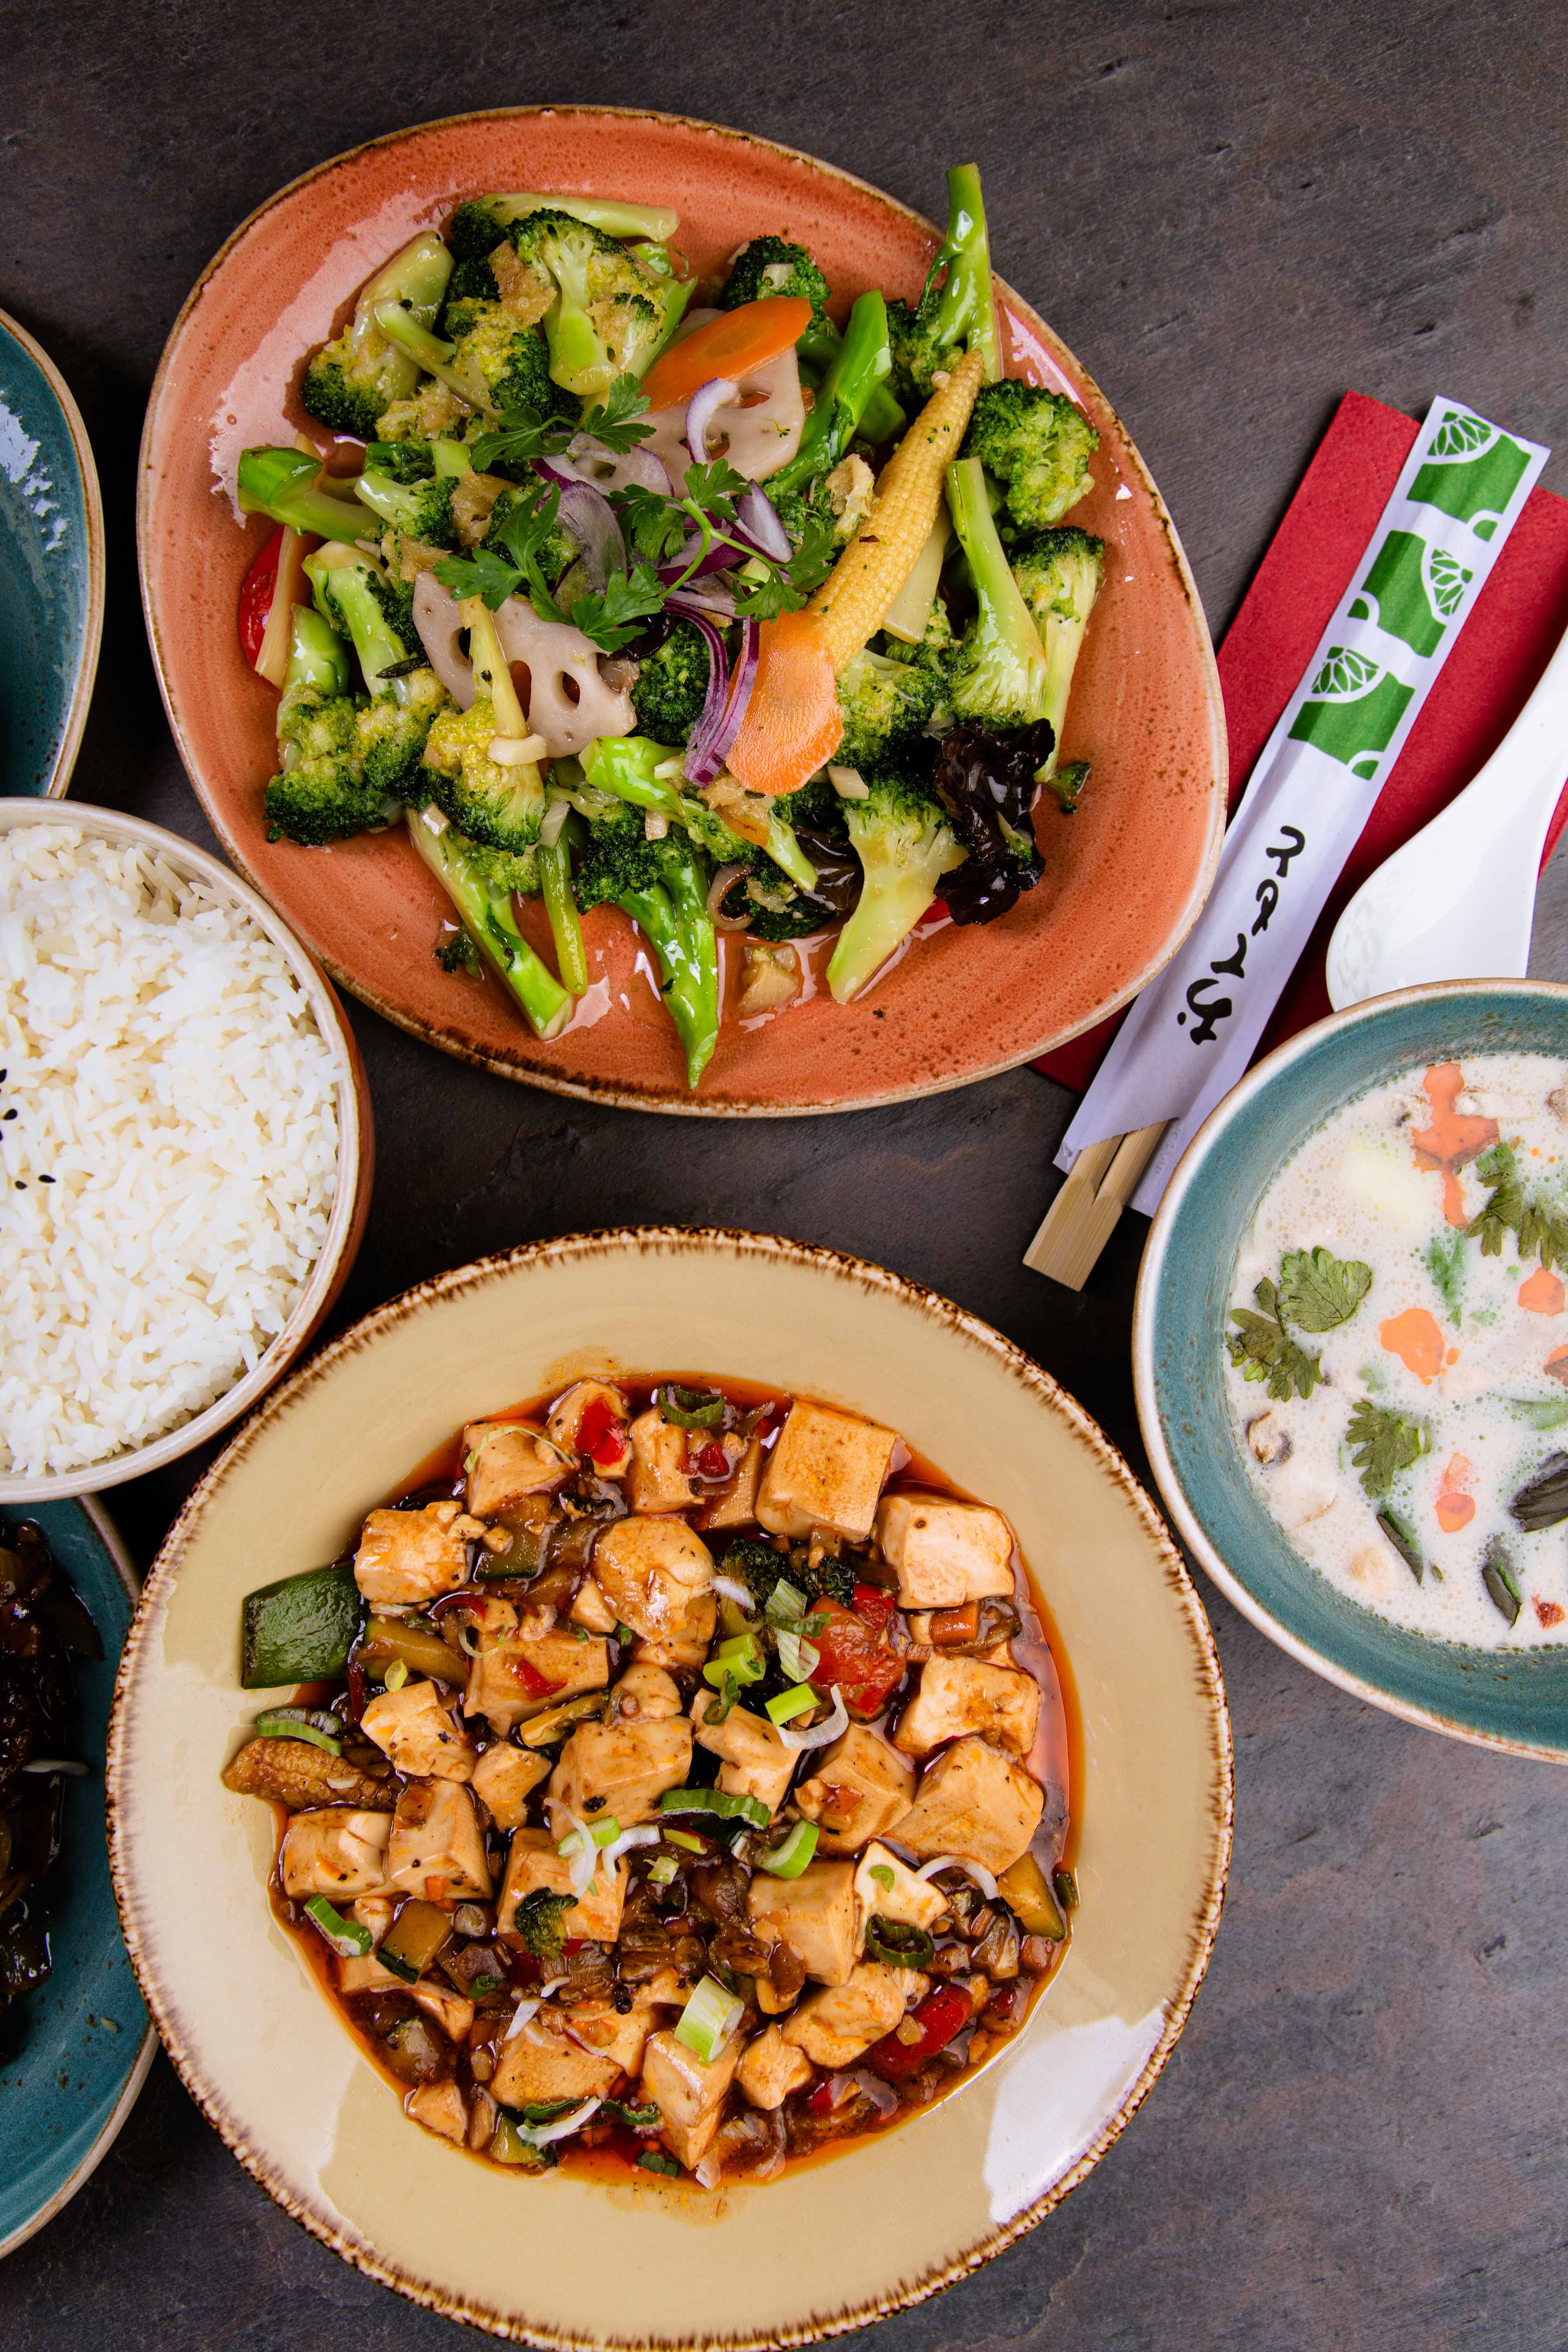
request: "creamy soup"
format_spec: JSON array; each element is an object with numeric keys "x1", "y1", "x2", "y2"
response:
[{"x1": 1224, "y1": 1054, "x2": 1568, "y2": 1648}]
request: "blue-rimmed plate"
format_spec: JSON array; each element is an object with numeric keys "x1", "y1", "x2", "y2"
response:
[
  {"x1": 0, "y1": 308, "x2": 104, "y2": 799},
  {"x1": 0, "y1": 1498, "x2": 154, "y2": 2258}
]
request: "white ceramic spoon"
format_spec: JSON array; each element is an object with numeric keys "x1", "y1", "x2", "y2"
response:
[{"x1": 1326, "y1": 619, "x2": 1568, "y2": 1009}]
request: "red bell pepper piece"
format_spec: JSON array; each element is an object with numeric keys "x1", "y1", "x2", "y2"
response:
[
  {"x1": 575, "y1": 1393, "x2": 628, "y2": 1468},
  {"x1": 238, "y1": 528, "x2": 285, "y2": 667},
  {"x1": 866, "y1": 1984, "x2": 972, "y2": 2082},
  {"x1": 809, "y1": 1591, "x2": 904, "y2": 1717}
]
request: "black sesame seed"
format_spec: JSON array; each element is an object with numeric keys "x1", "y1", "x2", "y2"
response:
[
  {"x1": 39, "y1": 1173, "x2": 55, "y2": 1184},
  {"x1": 13, "y1": 1181, "x2": 24, "y2": 1190},
  {"x1": 2, "y1": 1109, "x2": 15, "y2": 1120}
]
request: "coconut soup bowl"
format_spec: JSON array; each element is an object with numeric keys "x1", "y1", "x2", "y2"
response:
[
  {"x1": 1134, "y1": 978, "x2": 1568, "y2": 1760},
  {"x1": 107, "y1": 1229, "x2": 1231, "y2": 2347}
]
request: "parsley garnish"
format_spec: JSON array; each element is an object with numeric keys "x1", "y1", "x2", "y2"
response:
[
  {"x1": 1345, "y1": 1397, "x2": 1428, "y2": 1499},
  {"x1": 471, "y1": 375, "x2": 655, "y2": 475},
  {"x1": 1227, "y1": 1278, "x2": 1323, "y2": 1401},
  {"x1": 1275, "y1": 1247, "x2": 1373, "y2": 1332},
  {"x1": 567, "y1": 562, "x2": 669, "y2": 651}
]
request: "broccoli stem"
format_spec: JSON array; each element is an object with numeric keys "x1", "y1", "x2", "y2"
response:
[
  {"x1": 472, "y1": 193, "x2": 681, "y2": 243},
  {"x1": 945, "y1": 456, "x2": 1047, "y2": 718},
  {"x1": 582, "y1": 736, "x2": 814, "y2": 890},
  {"x1": 539, "y1": 834, "x2": 589, "y2": 996},
  {"x1": 304, "y1": 546, "x2": 408, "y2": 692},
  {"x1": 928, "y1": 165, "x2": 1003, "y2": 384},
  {"x1": 770, "y1": 291, "x2": 898, "y2": 497},
  {"x1": 238, "y1": 448, "x2": 367, "y2": 543},
  {"x1": 825, "y1": 863, "x2": 943, "y2": 1004},
  {"x1": 408, "y1": 806, "x2": 572, "y2": 1040},
  {"x1": 374, "y1": 305, "x2": 494, "y2": 414},
  {"x1": 286, "y1": 606, "x2": 351, "y2": 698},
  {"x1": 618, "y1": 867, "x2": 719, "y2": 1088}
]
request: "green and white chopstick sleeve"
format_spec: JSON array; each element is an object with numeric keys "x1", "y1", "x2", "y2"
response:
[{"x1": 1058, "y1": 396, "x2": 1549, "y2": 1214}]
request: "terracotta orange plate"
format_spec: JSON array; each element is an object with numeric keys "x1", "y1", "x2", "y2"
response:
[{"x1": 138, "y1": 106, "x2": 1227, "y2": 1114}]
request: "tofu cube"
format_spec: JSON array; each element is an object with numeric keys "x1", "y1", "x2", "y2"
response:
[
  {"x1": 490, "y1": 2011, "x2": 620, "y2": 2109},
  {"x1": 593, "y1": 1516, "x2": 714, "y2": 1644},
  {"x1": 641, "y1": 2029, "x2": 741, "y2": 2169},
  {"x1": 405, "y1": 2079, "x2": 470, "y2": 2144},
  {"x1": 469, "y1": 1742, "x2": 550, "y2": 1829},
  {"x1": 748, "y1": 1859, "x2": 858, "y2": 1987},
  {"x1": 336, "y1": 1949, "x2": 408, "y2": 1994},
  {"x1": 875, "y1": 1494, "x2": 1015, "y2": 1608},
  {"x1": 852, "y1": 1841, "x2": 948, "y2": 1940},
  {"x1": 699, "y1": 1436, "x2": 762, "y2": 1532},
  {"x1": 497, "y1": 1826, "x2": 628, "y2": 1948},
  {"x1": 361, "y1": 1677, "x2": 478, "y2": 1783},
  {"x1": 690, "y1": 1690, "x2": 797, "y2": 1818},
  {"x1": 893, "y1": 1736, "x2": 1045, "y2": 1875},
  {"x1": 354, "y1": 1501, "x2": 484, "y2": 1606},
  {"x1": 626, "y1": 1409, "x2": 699, "y2": 1513},
  {"x1": 279, "y1": 1807, "x2": 392, "y2": 1900},
  {"x1": 630, "y1": 1590, "x2": 717, "y2": 1673},
  {"x1": 560, "y1": 1986, "x2": 672, "y2": 2079},
  {"x1": 780, "y1": 1963, "x2": 927, "y2": 2069},
  {"x1": 893, "y1": 1655, "x2": 1041, "y2": 1759},
  {"x1": 463, "y1": 1421, "x2": 573, "y2": 1518},
  {"x1": 387, "y1": 1780, "x2": 493, "y2": 1902},
  {"x1": 735, "y1": 2024, "x2": 813, "y2": 2111},
  {"x1": 609, "y1": 1664, "x2": 684, "y2": 1722},
  {"x1": 464, "y1": 1628, "x2": 610, "y2": 1736},
  {"x1": 546, "y1": 1379, "x2": 632, "y2": 1476},
  {"x1": 412, "y1": 1984, "x2": 476, "y2": 2042},
  {"x1": 548, "y1": 1715, "x2": 692, "y2": 1825},
  {"x1": 794, "y1": 1724, "x2": 914, "y2": 1855},
  {"x1": 569, "y1": 1576, "x2": 618, "y2": 1633},
  {"x1": 756, "y1": 1401, "x2": 900, "y2": 1541}
]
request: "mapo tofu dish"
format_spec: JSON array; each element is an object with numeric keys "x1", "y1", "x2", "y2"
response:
[{"x1": 223, "y1": 1375, "x2": 1077, "y2": 2187}]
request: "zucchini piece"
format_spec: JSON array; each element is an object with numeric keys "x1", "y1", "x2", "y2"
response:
[
  {"x1": 378, "y1": 1897, "x2": 453, "y2": 1983},
  {"x1": 241, "y1": 1561, "x2": 361, "y2": 1688},
  {"x1": 359, "y1": 1613, "x2": 465, "y2": 1685}
]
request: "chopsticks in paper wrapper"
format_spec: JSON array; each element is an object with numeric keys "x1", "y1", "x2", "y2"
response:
[{"x1": 1027, "y1": 396, "x2": 1550, "y2": 1286}]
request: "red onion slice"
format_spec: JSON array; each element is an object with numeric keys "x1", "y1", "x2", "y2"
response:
[
  {"x1": 533, "y1": 459, "x2": 625, "y2": 593},
  {"x1": 683, "y1": 615, "x2": 759, "y2": 789},
  {"x1": 733, "y1": 483, "x2": 793, "y2": 562},
  {"x1": 686, "y1": 376, "x2": 737, "y2": 465}
]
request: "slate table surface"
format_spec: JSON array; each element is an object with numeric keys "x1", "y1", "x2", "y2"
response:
[{"x1": 4, "y1": 3, "x2": 1567, "y2": 2344}]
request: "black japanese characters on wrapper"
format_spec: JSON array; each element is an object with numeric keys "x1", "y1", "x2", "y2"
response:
[{"x1": 1176, "y1": 826, "x2": 1305, "y2": 1047}]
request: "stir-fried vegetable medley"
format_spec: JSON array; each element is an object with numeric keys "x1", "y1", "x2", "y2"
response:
[
  {"x1": 223, "y1": 1376, "x2": 1075, "y2": 2185},
  {"x1": 234, "y1": 167, "x2": 1105, "y2": 1086}
]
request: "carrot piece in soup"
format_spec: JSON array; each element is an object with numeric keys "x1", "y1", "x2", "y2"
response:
[
  {"x1": 1519, "y1": 1266, "x2": 1565, "y2": 1315},
  {"x1": 1410, "y1": 1064, "x2": 1499, "y2": 1230},
  {"x1": 725, "y1": 611, "x2": 843, "y2": 797},
  {"x1": 1379, "y1": 1307, "x2": 1445, "y2": 1383}
]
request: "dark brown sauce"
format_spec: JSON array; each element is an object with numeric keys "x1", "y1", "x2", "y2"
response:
[{"x1": 271, "y1": 1370, "x2": 1081, "y2": 2190}]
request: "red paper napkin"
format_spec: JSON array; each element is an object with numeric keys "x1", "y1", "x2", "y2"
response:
[{"x1": 1037, "y1": 390, "x2": 1568, "y2": 1094}]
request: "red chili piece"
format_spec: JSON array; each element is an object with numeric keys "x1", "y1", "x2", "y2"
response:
[
  {"x1": 693, "y1": 1439, "x2": 730, "y2": 1479},
  {"x1": 576, "y1": 1394, "x2": 627, "y2": 1466},
  {"x1": 238, "y1": 528, "x2": 284, "y2": 666},
  {"x1": 866, "y1": 1985, "x2": 972, "y2": 2081},
  {"x1": 510, "y1": 1656, "x2": 564, "y2": 1697}
]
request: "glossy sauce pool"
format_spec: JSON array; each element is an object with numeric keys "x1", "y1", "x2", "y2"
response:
[{"x1": 273, "y1": 1372, "x2": 1081, "y2": 2189}]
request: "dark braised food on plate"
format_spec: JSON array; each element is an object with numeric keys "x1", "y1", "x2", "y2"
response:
[
  {"x1": 1, "y1": 1519, "x2": 102, "y2": 2051},
  {"x1": 224, "y1": 1376, "x2": 1077, "y2": 2185}
]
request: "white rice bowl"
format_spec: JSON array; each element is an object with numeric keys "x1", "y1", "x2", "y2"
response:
[{"x1": 0, "y1": 814, "x2": 353, "y2": 1487}]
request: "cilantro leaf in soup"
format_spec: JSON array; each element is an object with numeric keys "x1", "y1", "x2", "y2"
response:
[
  {"x1": 1227, "y1": 1278, "x2": 1323, "y2": 1402},
  {"x1": 1466, "y1": 1141, "x2": 1523, "y2": 1257},
  {"x1": 1345, "y1": 1397, "x2": 1428, "y2": 1499},
  {"x1": 1276, "y1": 1247, "x2": 1372, "y2": 1332},
  {"x1": 1425, "y1": 1232, "x2": 1466, "y2": 1325}
]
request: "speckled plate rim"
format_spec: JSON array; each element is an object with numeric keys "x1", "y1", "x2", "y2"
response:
[
  {"x1": 0, "y1": 305, "x2": 105, "y2": 801},
  {"x1": 106, "y1": 1226, "x2": 1233, "y2": 2348},
  {"x1": 0, "y1": 1495, "x2": 157, "y2": 2262},
  {"x1": 1132, "y1": 976, "x2": 1568, "y2": 1762},
  {"x1": 135, "y1": 103, "x2": 1227, "y2": 1119},
  {"x1": 0, "y1": 797, "x2": 372, "y2": 1505}
]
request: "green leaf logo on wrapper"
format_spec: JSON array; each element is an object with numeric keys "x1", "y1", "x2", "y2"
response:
[
  {"x1": 1410, "y1": 410, "x2": 1532, "y2": 541},
  {"x1": 1348, "y1": 530, "x2": 1474, "y2": 658},
  {"x1": 1287, "y1": 646, "x2": 1414, "y2": 780}
]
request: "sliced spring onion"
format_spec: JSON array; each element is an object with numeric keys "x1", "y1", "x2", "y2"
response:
[
  {"x1": 513, "y1": 2096, "x2": 602, "y2": 2149},
  {"x1": 913, "y1": 1853, "x2": 999, "y2": 1901},
  {"x1": 764, "y1": 1577, "x2": 809, "y2": 1626},
  {"x1": 710, "y1": 1575, "x2": 757, "y2": 1613},
  {"x1": 865, "y1": 1914, "x2": 936, "y2": 1968},
  {"x1": 637, "y1": 2149, "x2": 683, "y2": 2176},
  {"x1": 303, "y1": 1895, "x2": 372, "y2": 1958},
  {"x1": 647, "y1": 1853, "x2": 680, "y2": 1885},
  {"x1": 383, "y1": 1657, "x2": 410, "y2": 1691},
  {"x1": 659, "y1": 1787, "x2": 770, "y2": 1830},
  {"x1": 558, "y1": 1813, "x2": 624, "y2": 1860},
  {"x1": 702, "y1": 1632, "x2": 764, "y2": 1691},
  {"x1": 657, "y1": 1381, "x2": 726, "y2": 1430},
  {"x1": 777, "y1": 1684, "x2": 849, "y2": 1754},
  {"x1": 764, "y1": 1683, "x2": 818, "y2": 1728},
  {"x1": 254, "y1": 1708, "x2": 342, "y2": 1756},
  {"x1": 674, "y1": 1973, "x2": 745, "y2": 2063},
  {"x1": 754, "y1": 1819, "x2": 818, "y2": 1879},
  {"x1": 600, "y1": 1823, "x2": 661, "y2": 1871},
  {"x1": 774, "y1": 1628, "x2": 820, "y2": 1683},
  {"x1": 868, "y1": 1863, "x2": 895, "y2": 1891},
  {"x1": 662, "y1": 1829, "x2": 706, "y2": 1854}
]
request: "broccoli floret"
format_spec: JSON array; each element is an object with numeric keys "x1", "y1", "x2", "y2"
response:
[
  {"x1": 301, "y1": 233, "x2": 454, "y2": 441},
  {"x1": 512, "y1": 1888, "x2": 575, "y2": 1961},
  {"x1": 825, "y1": 771, "x2": 967, "y2": 1004},
  {"x1": 835, "y1": 648, "x2": 944, "y2": 771},
  {"x1": 795, "y1": 1552, "x2": 856, "y2": 1608},
  {"x1": 438, "y1": 255, "x2": 500, "y2": 338},
  {"x1": 376, "y1": 379, "x2": 473, "y2": 445},
  {"x1": 361, "y1": 668, "x2": 450, "y2": 795},
  {"x1": 720, "y1": 236, "x2": 832, "y2": 339},
  {"x1": 1009, "y1": 527, "x2": 1105, "y2": 780},
  {"x1": 363, "y1": 439, "x2": 436, "y2": 484},
  {"x1": 504, "y1": 210, "x2": 687, "y2": 399},
  {"x1": 630, "y1": 621, "x2": 711, "y2": 744},
  {"x1": 878, "y1": 595, "x2": 957, "y2": 675},
  {"x1": 963, "y1": 381, "x2": 1098, "y2": 536},
  {"x1": 481, "y1": 483, "x2": 578, "y2": 586},
  {"x1": 572, "y1": 807, "x2": 718, "y2": 1087},
  {"x1": 420, "y1": 696, "x2": 546, "y2": 853},
  {"x1": 264, "y1": 607, "x2": 414, "y2": 846},
  {"x1": 721, "y1": 1538, "x2": 788, "y2": 1610},
  {"x1": 353, "y1": 466, "x2": 460, "y2": 552},
  {"x1": 450, "y1": 308, "x2": 581, "y2": 422},
  {"x1": 944, "y1": 456, "x2": 1051, "y2": 734},
  {"x1": 885, "y1": 165, "x2": 1002, "y2": 406},
  {"x1": 407, "y1": 804, "x2": 567, "y2": 1037}
]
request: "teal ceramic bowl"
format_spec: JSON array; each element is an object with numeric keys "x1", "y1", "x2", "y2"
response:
[
  {"x1": 1133, "y1": 979, "x2": 1568, "y2": 1761},
  {"x1": 0, "y1": 1499, "x2": 154, "y2": 2258},
  {"x1": 0, "y1": 308, "x2": 103, "y2": 799}
]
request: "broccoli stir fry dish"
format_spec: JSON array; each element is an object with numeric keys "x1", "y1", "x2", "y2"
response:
[
  {"x1": 233, "y1": 167, "x2": 1105, "y2": 1087},
  {"x1": 1, "y1": 1519, "x2": 102, "y2": 2050},
  {"x1": 223, "y1": 1376, "x2": 1077, "y2": 2187}
]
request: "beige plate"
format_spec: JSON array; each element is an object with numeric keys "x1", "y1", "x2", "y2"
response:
[{"x1": 107, "y1": 1230, "x2": 1231, "y2": 2346}]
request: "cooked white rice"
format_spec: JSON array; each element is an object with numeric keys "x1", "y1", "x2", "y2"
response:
[{"x1": 0, "y1": 823, "x2": 345, "y2": 1478}]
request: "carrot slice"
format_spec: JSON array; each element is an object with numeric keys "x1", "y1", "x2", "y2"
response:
[
  {"x1": 725, "y1": 611, "x2": 843, "y2": 797},
  {"x1": 640, "y1": 298, "x2": 813, "y2": 413}
]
